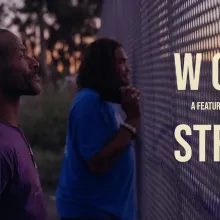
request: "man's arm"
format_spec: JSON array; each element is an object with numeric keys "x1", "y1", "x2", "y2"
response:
[
  {"x1": 74, "y1": 86, "x2": 140, "y2": 175},
  {"x1": 87, "y1": 122, "x2": 134, "y2": 175},
  {"x1": 0, "y1": 148, "x2": 15, "y2": 198},
  {"x1": 74, "y1": 104, "x2": 131, "y2": 174}
]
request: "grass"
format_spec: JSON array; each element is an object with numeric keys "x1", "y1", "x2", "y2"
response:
[{"x1": 18, "y1": 83, "x2": 77, "y2": 220}]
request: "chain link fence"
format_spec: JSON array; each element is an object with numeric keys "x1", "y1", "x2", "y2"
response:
[{"x1": 99, "y1": 0, "x2": 220, "y2": 219}]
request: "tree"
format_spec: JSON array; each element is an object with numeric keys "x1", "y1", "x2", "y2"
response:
[
  {"x1": 18, "y1": 0, "x2": 49, "y2": 84},
  {"x1": 0, "y1": 0, "x2": 103, "y2": 90}
]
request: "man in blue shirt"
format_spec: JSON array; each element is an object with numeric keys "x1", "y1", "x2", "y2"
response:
[{"x1": 56, "y1": 38, "x2": 141, "y2": 220}]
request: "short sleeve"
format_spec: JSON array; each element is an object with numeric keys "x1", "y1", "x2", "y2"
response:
[
  {"x1": 0, "y1": 147, "x2": 15, "y2": 196},
  {"x1": 71, "y1": 98, "x2": 113, "y2": 161}
]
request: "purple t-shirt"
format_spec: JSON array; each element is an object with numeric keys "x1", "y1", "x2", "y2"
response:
[{"x1": 0, "y1": 121, "x2": 48, "y2": 220}]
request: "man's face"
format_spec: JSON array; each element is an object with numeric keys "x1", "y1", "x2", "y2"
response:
[
  {"x1": 114, "y1": 47, "x2": 130, "y2": 87},
  {"x1": 0, "y1": 32, "x2": 41, "y2": 96}
]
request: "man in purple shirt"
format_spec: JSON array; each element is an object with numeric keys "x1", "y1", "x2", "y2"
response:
[{"x1": 0, "y1": 29, "x2": 48, "y2": 219}]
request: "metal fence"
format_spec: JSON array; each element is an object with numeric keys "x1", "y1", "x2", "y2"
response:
[{"x1": 98, "y1": 0, "x2": 220, "y2": 219}]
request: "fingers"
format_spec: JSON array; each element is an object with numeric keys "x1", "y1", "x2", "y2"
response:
[
  {"x1": 121, "y1": 86, "x2": 140, "y2": 101},
  {"x1": 121, "y1": 86, "x2": 139, "y2": 94}
]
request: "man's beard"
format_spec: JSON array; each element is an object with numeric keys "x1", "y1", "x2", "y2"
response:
[
  {"x1": 2, "y1": 80, "x2": 40, "y2": 97},
  {"x1": 1, "y1": 68, "x2": 41, "y2": 97},
  {"x1": 115, "y1": 78, "x2": 130, "y2": 88},
  {"x1": 20, "y1": 73, "x2": 41, "y2": 96}
]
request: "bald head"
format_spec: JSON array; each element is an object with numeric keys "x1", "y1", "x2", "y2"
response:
[
  {"x1": 0, "y1": 29, "x2": 41, "y2": 97},
  {"x1": 0, "y1": 28, "x2": 12, "y2": 35},
  {"x1": 0, "y1": 29, "x2": 18, "y2": 65}
]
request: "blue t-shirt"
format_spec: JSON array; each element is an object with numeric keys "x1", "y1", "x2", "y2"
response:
[{"x1": 56, "y1": 88, "x2": 136, "y2": 220}]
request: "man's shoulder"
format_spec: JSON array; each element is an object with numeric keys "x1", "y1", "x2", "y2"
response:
[
  {"x1": 72, "y1": 88, "x2": 102, "y2": 111},
  {"x1": 0, "y1": 141, "x2": 16, "y2": 164},
  {"x1": 0, "y1": 122, "x2": 19, "y2": 157},
  {"x1": 75, "y1": 88, "x2": 100, "y2": 103},
  {"x1": 68, "y1": 88, "x2": 112, "y2": 124}
]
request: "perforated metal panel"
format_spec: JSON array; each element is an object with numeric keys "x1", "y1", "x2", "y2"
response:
[{"x1": 99, "y1": 1, "x2": 220, "y2": 220}]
